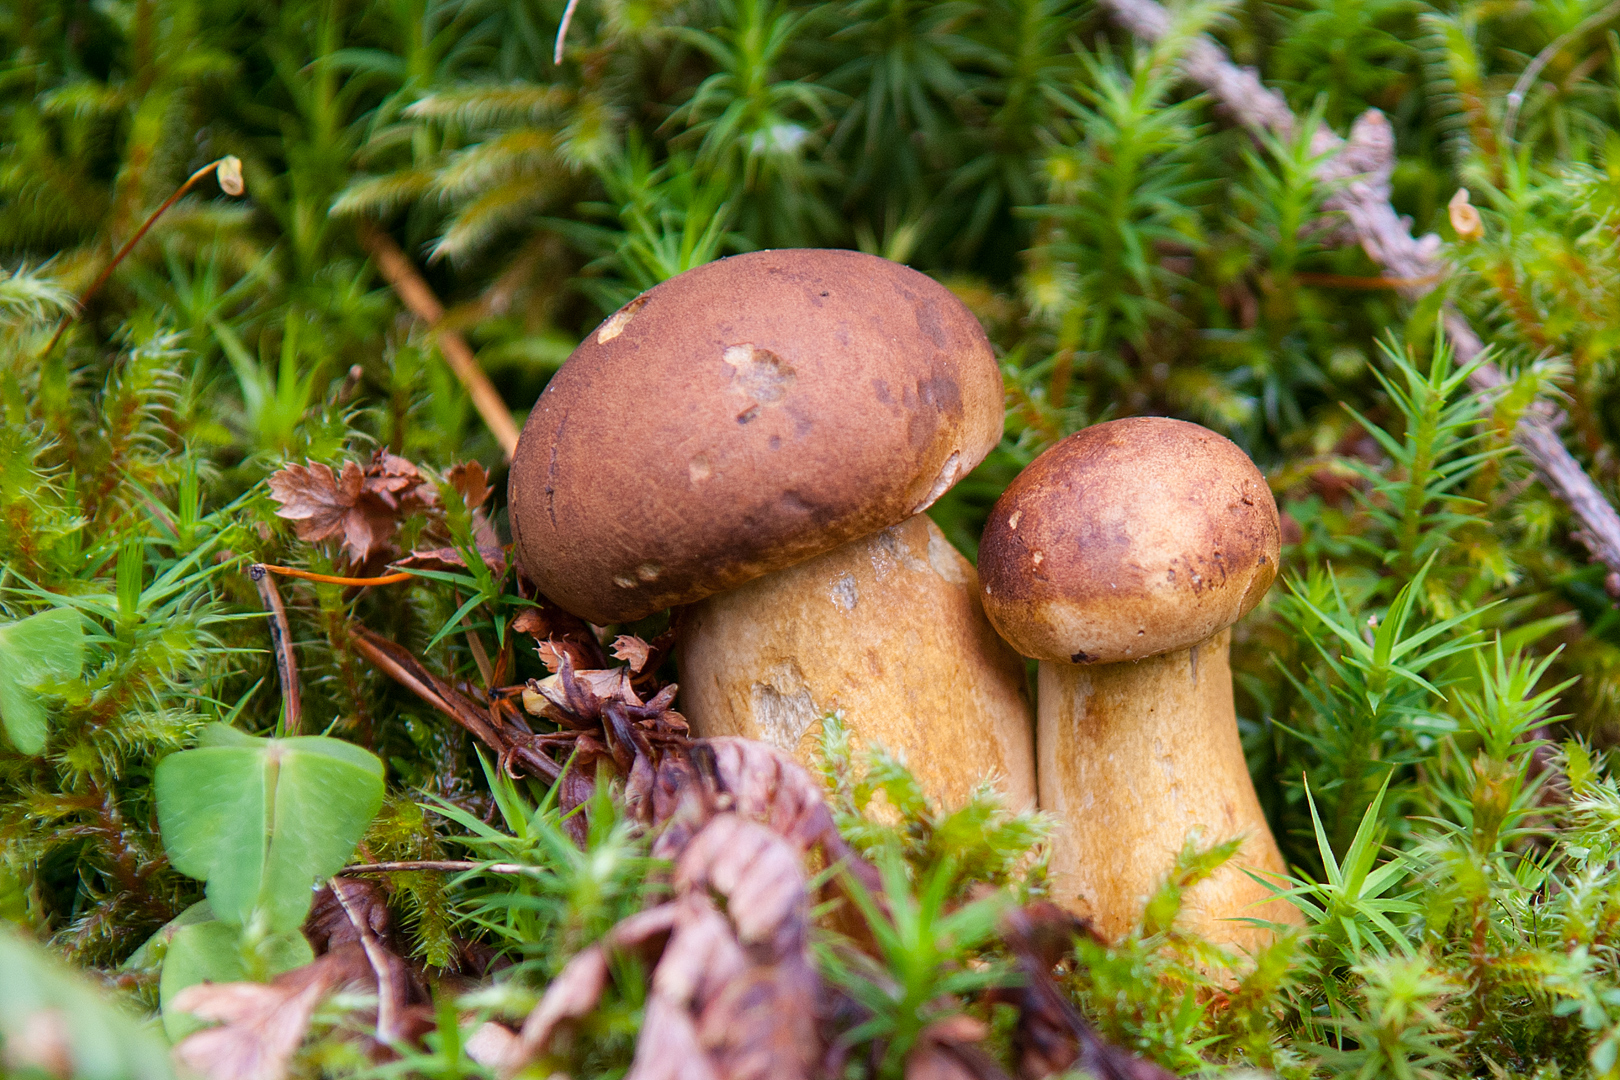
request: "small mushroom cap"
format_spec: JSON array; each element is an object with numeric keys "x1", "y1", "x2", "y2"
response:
[
  {"x1": 509, "y1": 249, "x2": 1003, "y2": 624},
  {"x1": 978, "y1": 417, "x2": 1280, "y2": 664}
]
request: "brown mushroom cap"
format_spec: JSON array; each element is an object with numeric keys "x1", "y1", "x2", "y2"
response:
[
  {"x1": 978, "y1": 417, "x2": 1280, "y2": 664},
  {"x1": 509, "y1": 249, "x2": 1004, "y2": 624}
]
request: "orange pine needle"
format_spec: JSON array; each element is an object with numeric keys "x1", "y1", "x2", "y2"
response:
[{"x1": 253, "y1": 564, "x2": 414, "y2": 587}]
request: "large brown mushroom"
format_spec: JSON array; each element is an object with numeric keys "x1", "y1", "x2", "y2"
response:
[
  {"x1": 977, "y1": 417, "x2": 1300, "y2": 950},
  {"x1": 508, "y1": 249, "x2": 1035, "y2": 807}
]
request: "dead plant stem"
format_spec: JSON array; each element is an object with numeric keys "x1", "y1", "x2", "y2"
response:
[
  {"x1": 250, "y1": 563, "x2": 303, "y2": 736},
  {"x1": 359, "y1": 223, "x2": 522, "y2": 460}
]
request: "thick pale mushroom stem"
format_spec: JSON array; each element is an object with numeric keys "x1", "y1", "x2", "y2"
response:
[
  {"x1": 1038, "y1": 628, "x2": 1296, "y2": 951},
  {"x1": 678, "y1": 515, "x2": 1036, "y2": 809}
]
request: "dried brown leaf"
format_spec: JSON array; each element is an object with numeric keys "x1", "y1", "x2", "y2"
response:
[
  {"x1": 446, "y1": 461, "x2": 493, "y2": 511},
  {"x1": 465, "y1": 1023, "x2": 519, "y2": 1068},
  {"x1": 508, "y1": 600, "x2": 608, "y2": 670},
  {"x1": 906, "y1": 1016, "x2": 1010, "y2": 1080},
  {"x1": 999, "y1": 905, "x2": 1174, "y2": 1080},
  {"x1": 649, "y1": 896, "x2": 750, "y2": 1009},
  {"x1": 626, "y1": 997, "x2": 718, "y2": 1080},
  {"x1": 171, "y1": 946, "x2": 372, "y2": 1080},
  {"x1": 328, "y1": 876, "x2": 415, "y2": 1043},
  {"x1": 505, "y1": 947, "x2": 610, "y2": 1074},
  {"x1": 696, "y1": 959, "x2": 818, "y2": 1080},
  {"x1": 502, "y1": 904, "x2": 682, "y2": 1075},
  {"x1": 611, "y1": 635, "x2": 652, "y2": 673},
  {"x1": 268, "y1": 452, "x2": 438, "y2": 567},
  {"x1": 304, "y1": 878, "x2": 391, "y2": 955},
  {"x1": 267, "y1": 461, "x2": 367, "y2": 560},
  {"x1": 3, "y1": 1008, "x2": 73, "y2": 1079}
]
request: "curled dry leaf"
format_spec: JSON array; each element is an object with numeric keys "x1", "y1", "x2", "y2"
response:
[
  {"x1": 646, "y1": 738, "x2": 875, "y2": 897},
  {"x1": 511, "y1": 599, "x2": 608, "y2": 673},
  {"x1": 611, "y1": 634, "x2": 652, "y2": 673},
  {"x1": 998, "y1": 904, "x2": 1173, "y2": 1080},
  {"x1": 504, "y1": 813, "x2": 818, "y2": 1080},
  {"x1": 505, "y1": 905, "x2": 679, "y2": 1069},
  {"x1": 464, "y1": 1022, "x2": 520, "y2": 1068},
  {"x1": 675, "y1": 813, "x2": 807, "y2": 953},
  {"x1": 446, "y1": 461, "x2": 493, "y2": 511},
  {"x1": 328, "y1": 877, "x2": 415, "y2": 1043},
  {"x1": 304, "y1": 878, "x2": 391, "y2": 954},
  {"x1": 444, "y1": 460, "x2": 503, "y2": 550}
]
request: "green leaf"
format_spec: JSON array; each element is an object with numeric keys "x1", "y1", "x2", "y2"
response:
[
  {"x1": 155, "y1": 724, "x2": 385, "y2": 932},
  {"x1": 158, "y1": 920, "x2": 312, "y2": 1040},
  {"x1": 0, "y1": 608, "x2": 86, "y2": 754}
]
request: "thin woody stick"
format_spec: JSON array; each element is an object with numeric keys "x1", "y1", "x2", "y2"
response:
[
  {"x1": 250, "y1": 564, "x2": 303, "y2": 736},
  {"x1": 359, "y1": 223, "x2": 522, "y2": 460},
  {"x1": 1100, "y1": 0, "x2": 1620, "y2": 589},
  {"x1": 342, "y1": 859, "x2": 548, "y2": 876},
  {"x1": 330, "y1": 878, "x2": 403, "y2": 1043}
]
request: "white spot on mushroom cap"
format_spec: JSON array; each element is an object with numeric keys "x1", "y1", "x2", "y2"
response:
[
  {"x1": 1008, "y1": 510, "x2": 1021, "y2": 530},
  {"x1": 723, "y1": 343, "x2": 795, "y2": 404},
  {"x1": 910, "y1": 450, "x2": 962, "y2": 515},
  {"x1": 596, "y1": 295, "x2": 648, "y2": 343}
]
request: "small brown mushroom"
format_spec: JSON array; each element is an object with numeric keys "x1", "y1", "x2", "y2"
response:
[
  {"x1": 977, "y1": 417, "x2": 1300, "y2": 951},
  {"x1": 508, "y1": 249, "x2": 1034, "y2": 805}
]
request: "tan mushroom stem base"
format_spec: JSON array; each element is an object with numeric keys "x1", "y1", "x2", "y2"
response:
[
  {"x1": 1039, "y1": 629, "x2": 1300, "y2": 953},
  {"x1": 676, "y1": 514, "x2": 1036, "y2": 809}
]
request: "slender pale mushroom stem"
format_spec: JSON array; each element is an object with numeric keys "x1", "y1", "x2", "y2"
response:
[{"x1": 980, "y1": 417, "x2": 1300, "y2": 952}]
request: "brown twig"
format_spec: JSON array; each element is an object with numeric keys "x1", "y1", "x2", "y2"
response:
[
  {"x1": 330, "y1": 879, "x2": 404, "y2": 1043},
  {"x1": 1099, "y1": 0, "x2": 1620, "y2": 588},
  {"x1": 347, "y1": 624, "x2": 562, "y2": 780},
  {"x1": 39, "y1": 157, "x2": 243, "y2": 360},
  {"x1": 359, "y1": 223, "x2": 522, "y2": 460},
  {"x1": 554, "y1": 0, "x2": 582, "y2": 64},
  {"x1": 1295, "y1": 271, "x2": 1446, "y2": 290},
  {"x1": 342, "y1": 860, "x2": 548, "y2": 876},
  {"x1": 250, "y1": 563, "x2": 303, "y2": 736},
  {"x1": 455, "y1": 588, "x2": 496, "y2": 689}
]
